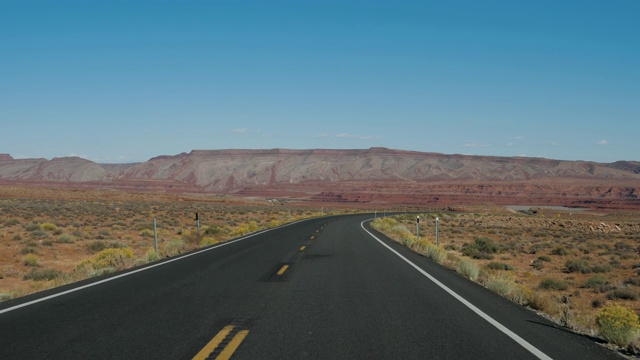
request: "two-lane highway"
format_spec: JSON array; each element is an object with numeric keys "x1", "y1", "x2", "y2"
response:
[{"x1": 0, "y1": 214, "x2": 619, "y2": 359}]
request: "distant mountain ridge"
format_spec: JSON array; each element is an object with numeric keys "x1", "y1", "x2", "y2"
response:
[{"x1": 1, "y1": 148, "x2": 638, "y2": 208}]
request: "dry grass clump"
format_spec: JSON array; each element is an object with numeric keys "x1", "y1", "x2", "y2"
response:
[
  {"x1": 458, "y1": 259, "x2": 480, "y2": 281},
  {"x1": 142, "y1": 249, "x2": 161, "y2": 263},
  {"x1": 423, "y1": 244, "x2": 447, "y2": 264},
  {"x1": 482, "y1": 270, "x2": 533, "y2": 306},
  {"x1": 162, "y1": 239, "x2": 186, "y2": 257}
]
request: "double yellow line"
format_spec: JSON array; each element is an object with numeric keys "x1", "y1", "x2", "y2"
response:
[{"x1": 192, "y1": 325, "x2": 250, "y2": 360}]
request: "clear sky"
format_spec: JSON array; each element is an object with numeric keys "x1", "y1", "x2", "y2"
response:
[{"x1": 1, "y1": 1, "x2": 638, "y2": 163}]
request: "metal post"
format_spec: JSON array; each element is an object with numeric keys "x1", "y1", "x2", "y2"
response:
[
  {"x1": 436, "y1": 216, "x2": 440, "y2": 246},
  {"x1": 195, "y1": 213, "x2": 201, "y2": 245},
  {"x1": 153, "y1": 217, "x2": 158, "y2": 254}
]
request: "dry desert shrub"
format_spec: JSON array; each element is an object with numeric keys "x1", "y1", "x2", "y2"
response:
[
  {"x1": 4, "y1": 218, "x2": 21, "y2": 226},
  {"x1": 57, "y1": 234, "x2": 74, "y2": 243},
  {"x1": 24, "y1": 223, "x2": 41, "y2": 232},
  {"x1": 443, "y1": 253, "x2": 461, "y2": 269},
  {"x1": 0, "y1": 291, "x2": 16, "y2": 301},
  {"x1": 539, "y1": 278, "x2": 569, "y2": 291},
  {"x1": 458, "y1": 259, "x2": 479, "y2": 281},
  {"x1": 21, "y1": 245, "x2": 38, "y2": 255},
  {"x1": 143, "y1": 249, "x2": 161, "y2": 263},
  {"x1": 486, "y1": 262, "x2": 513, "y2": 271},
  {"x1": 462, "y1": 237, "x2": 499, "y2": 260},
  {"x1": 23, "y1": 268, "x2": 62, "y2": 281},
  {"x1": 528, "y1": 291, "x2": 560, "y2": 315},
  {"x1": 582, "y1": 275, "x2": 613, "y2": 293},
  {"x1": 423, "y1": 243, "x2": 447, "y2": 264},
  {"x1": 139, "y1": 229, "x2": 154, "y2": 238},
  {"x1": 607, "y1": 288, "x2": 639, "y2": 301},
  {"x1": 200, "y1": 237, "x2": 218, "y2": 247},
  {"x1": 162, "y1": 239, "x2": 186, "y2": 257},
  {"x1": 74, "y1": 248, "x2": 134, "y2": 278},
  {"x1": 22, "y1": 254, "x2": 40, "y2": 267},
  {"x1": 41, "y1": 222, "x2": 58, "y2": 232},
  {"x1": 624, "y1": 277, "x2": 640, "y2": 287},
  {"x1": 484, "y1": 271, "x2": 520, "y2": 299},
  {"x1": 551, "y1": 246, "x2": 569, "y2": 256},
  {"x1": 92, "y1": 248, "x2": 134, "y2": 270}
]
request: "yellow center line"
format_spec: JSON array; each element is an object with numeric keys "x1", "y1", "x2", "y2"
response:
[
  {"x1": 192, "y1": 325, "x2": 234, "y2": 360},
  {"x1": 216, "y1": 330, "x2": 250, "y2": 360},
  {"x1": 299, "y1": 246, "x2": 306, "y2": 251},
  {"x1": 277, "y1": 264, "x2": 289, "y2": 276}
]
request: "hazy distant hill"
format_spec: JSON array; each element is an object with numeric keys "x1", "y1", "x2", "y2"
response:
[{"x1": 1, "y1": 148, "x2": 638, "y2": 208}]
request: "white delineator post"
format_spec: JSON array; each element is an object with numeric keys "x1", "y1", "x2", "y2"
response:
[
  {"x1": 416, "y1": 216, "x2": 420, "y2": 240},
  {"x1": 436, "y1": 216, "x2": 440, "y2": 246},
  {"x1": 195, "y1": 212, "x2": 201, "y2": 245},
  {"x1": 153, "y1": 217, "x2": 158, "y2": 254}
]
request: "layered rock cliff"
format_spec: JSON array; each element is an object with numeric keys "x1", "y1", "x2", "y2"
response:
[{"x1": 1, "y1": 148, "x2": 638, "y2": 208}]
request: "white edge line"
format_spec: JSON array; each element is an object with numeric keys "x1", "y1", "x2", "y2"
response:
[
  {"x1": 0, "y1": 219, "x2": 307, "y2": 315},
  {"x1": 361, "y1": 220, "x2": 553, "y2": 360}
]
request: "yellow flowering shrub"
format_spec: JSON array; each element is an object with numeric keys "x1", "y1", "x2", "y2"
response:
[
  {"x1": 201, "y1": 237, "x2": 218, "y2": 246},
  {"x1": 92, "y1": 248, "x2": 134, "y2": 270},
  {"x1": 41, "y1": 222, "x2": 58, "y2": 231},
  {"x1": 231, "y1": 225, "x2": 250, "y2": 237},
  {"x1": 73, "y1": 247, "x2": 134, "y2": 278}
]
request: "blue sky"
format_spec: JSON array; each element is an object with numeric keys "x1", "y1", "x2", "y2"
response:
[{"x1": 1, "y1": 1, "x2": 638, "y2": 163}]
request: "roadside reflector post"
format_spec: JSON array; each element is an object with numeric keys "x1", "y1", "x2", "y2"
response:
[
  {"x1": 436, "y1": 216, "x2": 440, "y2": 247},
  {"x1": 195, "y1": 212, "x2": 201, "y2": 245},
  {"x1": 153, "y1": 217, "x2": 158, "y2": 254},
  {"x1": 416, "y1": 216, "x2": 420, "y2": 240}
]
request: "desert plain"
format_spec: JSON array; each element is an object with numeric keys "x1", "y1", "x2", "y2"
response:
[{"x1": 1, "y1": 183, "x2": 639, "y2": 338}]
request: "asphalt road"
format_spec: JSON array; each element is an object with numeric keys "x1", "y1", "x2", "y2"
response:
[{"x1": 0, "y1": 214, "x2": 621, "y2": 359}]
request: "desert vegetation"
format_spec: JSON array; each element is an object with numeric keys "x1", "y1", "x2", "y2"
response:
[
  {"x1": 372, "y1": 208, "x2": 640, "y2": 350},
  {"x1": 0, "y1": 191, "x2": 339, "y2": 301}
]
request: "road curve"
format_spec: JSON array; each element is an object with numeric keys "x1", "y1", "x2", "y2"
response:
[{"x1": 0, "y1": 214, "x2": 620, "y2": 359}]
